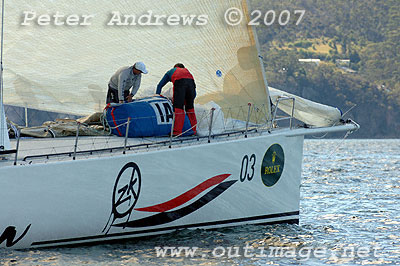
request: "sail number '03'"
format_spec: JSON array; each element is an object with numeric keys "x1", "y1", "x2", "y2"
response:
[{"x1": 240, "y1": 154, "x2": 256, "y2": 182}]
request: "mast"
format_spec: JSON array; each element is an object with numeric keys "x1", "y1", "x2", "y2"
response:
[
  {"x1": 0, "y1": 0, "x2": 5, "y2": 150},
  {"x1": 0, "y1": 0, "x2": 10, "y2": 152}
]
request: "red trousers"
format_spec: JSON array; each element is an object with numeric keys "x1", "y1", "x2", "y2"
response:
[{"x1": 173, "y1": 79, "x2": 197, "y2": 135}]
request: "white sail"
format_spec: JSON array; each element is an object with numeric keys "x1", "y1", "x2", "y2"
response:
[
  {"x1": 3, "y1": 0, "x2": 270, "y2": 122},
  {"x1": 269, "y1": 87, "x2": 342, "y2": 127}
]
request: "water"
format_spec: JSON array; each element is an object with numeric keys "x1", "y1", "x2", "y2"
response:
[{"x1": 1, "y1": 139, "x2": 399, "y2": 265}]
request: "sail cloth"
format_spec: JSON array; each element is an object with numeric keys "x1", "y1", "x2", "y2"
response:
[
  {"x1": 2, "y1": 0, "x2": 271, "y2": 123},
  {"x1": 6, "y1": 112, "x2": 108, "y2": 138},
  {"x1": 269, "y1": 87, "x2": 342, "y2": 127}
]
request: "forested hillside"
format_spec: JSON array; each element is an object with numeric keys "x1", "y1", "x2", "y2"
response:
[{"x1": 250, "y1": 0, "x2": 399, "y2": 138}]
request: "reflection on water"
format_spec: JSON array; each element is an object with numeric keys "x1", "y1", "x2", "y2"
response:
[{"x1": 1, "y1": 139, "x2": 399, "y2": 265}]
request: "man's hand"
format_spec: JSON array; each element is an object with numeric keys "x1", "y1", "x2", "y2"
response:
[{"x1": 126, "y1": 94, "x2": 133, "y2": 102}]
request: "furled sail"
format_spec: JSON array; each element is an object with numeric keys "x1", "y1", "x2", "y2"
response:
[
  {"x1": 269, "y1": 87, "x2": 342, "y2": 127},
  {"x1": 3, "y1": 0, "x2": 271, "y2": 123}
]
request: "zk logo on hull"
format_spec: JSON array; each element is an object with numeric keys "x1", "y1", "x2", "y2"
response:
[
  {"x1": 104, "y1": 162, "x2": 238, "y2": 234},
  {"x1": 261, "y1": 144, "x2": 285, "y2": 187},
  {"x1": 103, "y1": 162, "x2": 142, "y2": 234}
]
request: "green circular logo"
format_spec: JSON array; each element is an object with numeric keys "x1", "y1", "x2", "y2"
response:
[{"x1": 261, "y1": 144, "x2": 285, "y2": 187}]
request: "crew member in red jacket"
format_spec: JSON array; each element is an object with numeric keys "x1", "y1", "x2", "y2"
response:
[{"x1": 156, "y1": 63, "x2": 197, "y2": 136}]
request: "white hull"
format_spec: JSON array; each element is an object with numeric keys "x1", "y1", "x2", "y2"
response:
[{"x1": 0, "y1": 132, "x2": 304, "y2": 249}]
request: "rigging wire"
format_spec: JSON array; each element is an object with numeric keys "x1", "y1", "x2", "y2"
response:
[
  {"x1": 328, "y1": 129, "x2": 354, "y2": 159},
  {"x1": 341, "y1": 104, "x2": 357, "y2": 118}
]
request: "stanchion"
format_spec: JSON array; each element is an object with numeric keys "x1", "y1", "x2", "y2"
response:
[
  {"x1": 123, "y1": 117, "x2": 131, "y2": 154},
  {"x1": 13, "y1": 128, "x2": 20, "y2": 166},
  {"x1": 245, "y1": 103, "x2": 252, "y2": 138},
  {"x1": 208, "y1": 108, "x2": 215, "y2": 143},
  {"x1": 73, "y1": 122, "x2": 80, "y2": 160}
]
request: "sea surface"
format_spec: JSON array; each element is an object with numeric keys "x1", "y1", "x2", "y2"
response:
[{"x1": 1, "y1": 139, "x2": 399, "y2": 265}]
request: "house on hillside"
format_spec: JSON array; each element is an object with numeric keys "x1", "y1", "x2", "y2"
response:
[
  {"x1": 336, "y1": 59, "x2": 351, "y2": 67},
  {"x1": 335, "y1": 59, "x2": 357, "y2": 73},
  {"x1": 298, "y1": 59, "x2": 321, "y2": 66}
]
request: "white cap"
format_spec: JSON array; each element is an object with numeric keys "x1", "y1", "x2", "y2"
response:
[{"x1": 134, "y1": 62, "x2": 148, "y2": 74}]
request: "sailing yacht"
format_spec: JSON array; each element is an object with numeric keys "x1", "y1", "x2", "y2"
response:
[{"x1": 0, "y1": 0, "x2": 358, "y2": 249}]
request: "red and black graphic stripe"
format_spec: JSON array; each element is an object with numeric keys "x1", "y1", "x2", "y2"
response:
[
  {"x1": 113, "y1": 180, "x2": 237, "y2": 228},
  {"x1": 135, "y1": 174, "x2": 231, "y2": 213}
]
